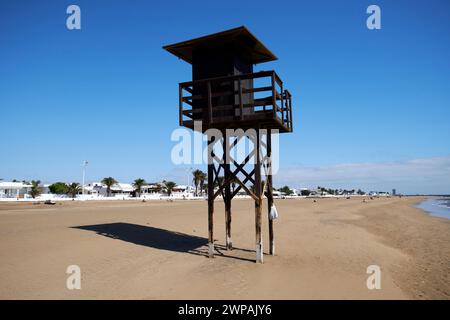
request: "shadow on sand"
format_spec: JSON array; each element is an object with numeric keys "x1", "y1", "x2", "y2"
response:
[
  {"x1": 72, "y1": 222, "x2": 207, "y2": 253},
  {"x1": 72, "y1": 222, "x2": 255, "y2": 262}
]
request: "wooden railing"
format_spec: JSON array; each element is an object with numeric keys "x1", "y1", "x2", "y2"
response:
[{"x1": 178, "y1": 70, "x2": 293, "y2": 132}]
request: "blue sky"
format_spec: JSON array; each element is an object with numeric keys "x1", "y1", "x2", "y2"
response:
[{"x1": 1, "y1": 0, "x2": 449, "y2": 194}]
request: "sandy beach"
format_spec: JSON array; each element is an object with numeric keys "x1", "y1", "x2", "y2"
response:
[{"x1": 0, "y1": 196, "x2": 448, "y2": 299}]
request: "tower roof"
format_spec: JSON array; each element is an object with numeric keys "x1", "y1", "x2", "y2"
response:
[{"x1": 163, "y1": 26, "x2": 277, "y2": 65}]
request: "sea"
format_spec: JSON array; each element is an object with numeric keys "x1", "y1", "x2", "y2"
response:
[{"x1": 416, "y1": 197, "x2": 450, "y2": 220}]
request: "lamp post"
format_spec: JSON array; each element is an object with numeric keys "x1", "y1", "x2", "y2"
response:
[{"x1": 82, "y1": 160, "x2": 88, "y2": 196}]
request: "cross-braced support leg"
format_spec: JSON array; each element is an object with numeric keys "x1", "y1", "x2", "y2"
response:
[
  {"x1": 223, "y1": 134, "x2": 232, "y2": 250},
  {"x1": 255, "y1": 129, "x2": 263, "y2": 263},
  {"x1": 266, "y1": 131, "x2": 275, "y2": 255},
  {"x1": 207, "y1": 135, "x2": 215, "y2": 258},
  {"x1": 207, "y1": 130, "x2": 268, "y2": 263}
]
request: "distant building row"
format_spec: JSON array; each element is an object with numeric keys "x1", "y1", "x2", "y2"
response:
[
  {"x1": 0, "y1": 181, "x2": 396, "y2": 200},
  {"x1": 0, "y1": 181, "x2": 194, "y2": 199}
]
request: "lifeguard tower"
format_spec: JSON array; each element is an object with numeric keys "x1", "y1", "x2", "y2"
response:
[{"x1": 164, "y1": 26, "x2": 293, "y2": 263}]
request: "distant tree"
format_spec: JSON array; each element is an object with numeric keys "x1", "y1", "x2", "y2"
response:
[
  {"x1": 153, "y1": 183, "x2": 163, "y2": 193},
  {"x1": 66, "y1": 183, "x2": 81, "y2": 199},
  {"x1": 192, "y1": 169, "x2": 206, "y2": 196},
  {"x1": 48, "y1": 182, "x2": 68, "y2": 195},
  {"x1": 165, "y1": 181, "x2": 176, "y2": 196},
  {"x1": 29, "y1": 180, "x2": 41, "y2": 199},
  {"x1": 357, "y1": 189, "x2": 365, "y2": 195},
  {"x1": 199, "y1": 172, "x2": 206, "y2": 196},
  {"x1": 251, "y1": 180, "x2": 265, "y2": 194},
  {"x1": 301, "y1": 189, "x2": 311, "y2": 196},
  {"x1": 279, "y1": 185, "x2": 293, "y2": 195},
  {"x1": 317, "y1": 186, "x2": 327, "y2": 195},
  {"x1": 214, "y1": 176, "x2": 225, "y2": 189},
  {"x1": 133, "y1": 178, "x2": 146, "y2": 197},
  {"x1": 101, "y1": 177, "x2": 117, "y2": 197}
]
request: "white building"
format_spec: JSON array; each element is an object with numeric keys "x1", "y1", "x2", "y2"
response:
[
  {"x1": 273, "y1": 190, "x2": 283, "y2": 198},
  {"x1": 0, "y1": 182, "x2": 32, "y2": 199},
  {"x1": 83, "y1": 182, "x2": 134, "y2": 197},
  {"x1": 142, "y1": 183, "x2": 195, "y2": 198},
  {"x1": 110, "y1": 183, "x2": 134, "y2": 196},
  {"x1": 83, "y1": 182, "x2": 105, "y2": 196},
  {"x1": 141, "y1": 183, "x2": 165, "y2": 195},
  {"x1": 171, "y1": 185, "x2": 195, "y2": 197},
  {"x1": 369, "y1": 191, "x2": 390, "y2": 197}
]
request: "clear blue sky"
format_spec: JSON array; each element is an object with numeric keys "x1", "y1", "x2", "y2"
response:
[{"x1": 1, "y1": 0, "x2": 449, "y2": 194}]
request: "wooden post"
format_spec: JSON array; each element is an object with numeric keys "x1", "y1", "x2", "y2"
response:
[
  {"x1": 238, "y1": 79, "x2": 244, "y2": 121},
  {"x1": 207, "y1": 81, "x2": 213, "y2": 125},
  {"x1": 207, "y1": 134, "x2": 215, "y2": 258},
  {"x1": 178, "y1": 84, "x2": 183, "y2": 126},
  {"x1": 266, "y1": 131, "x2": 275, "y2": 255},
  {"x1": 280, "y1": 83, "x2": 284, "y2": 121},
  {"x1": 255, "y1": 129, "x2": 263, "y2": 263},
  {"x1": 271, "y1": 73, "x2": 277, "y2": 119},
  {"x1": 223, "y1": 134, "x2": 232, "y2": 250}
]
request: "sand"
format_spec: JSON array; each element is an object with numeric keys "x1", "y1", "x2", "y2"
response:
[{"x1": 0, "y1": 196, "x2": 448, "y2": 299}]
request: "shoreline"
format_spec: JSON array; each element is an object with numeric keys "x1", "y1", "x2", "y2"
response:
[
  {"x1": 415, "y1": 197, "x2": 450, "y2": 220},
  {"x1": 348, "y1": 196, "x2": 450, "y2": 299}
]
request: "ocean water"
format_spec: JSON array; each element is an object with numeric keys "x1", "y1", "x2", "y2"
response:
[{"x1": 416, "y1": 197, "x2": 450, "y2": 220}]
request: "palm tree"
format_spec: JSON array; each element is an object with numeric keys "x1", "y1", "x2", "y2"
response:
[
  {"x1": 192, "y1": 169, "x2": 206, "y2": 196},
  {"x1": 153, "y1": 183, "x2": 163, "y2": 193},
  {"x1": 133, "y1": 178, "x2": 146, "y2": 197},
  {"x1": 214, "y1": 176, "x2": 225, "y2": 189},
  {"x1": 66, "y1": 183, "x2": 81, "y2": 199},
  {"x1": 29, "y1": 180, "x2": 41, "y2": 199},
  {"x1": 165, "y1": 181, "x2": 176, "y2": 197},
  {"x1": 199, "y1": 172, "x2": 206, "y2": 196},
  {"x1": 192, "y1": 169, "x2": 201, "y2": 196},
  {"x1": 251, "y1": 180, "x2": 266, "y2": 195},
  {"x1": 101, "y1": 177, "x2": 117, "y2": 197}
]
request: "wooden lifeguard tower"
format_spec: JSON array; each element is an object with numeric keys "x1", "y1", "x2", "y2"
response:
[{"x1": 164, "y1": 26, "x2": 293, "y2": 263}]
